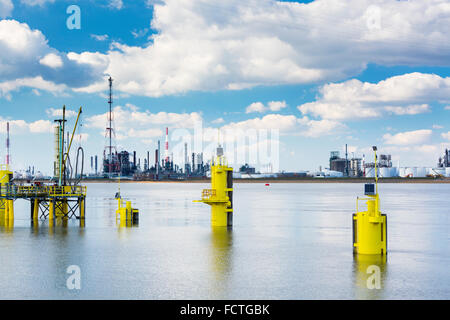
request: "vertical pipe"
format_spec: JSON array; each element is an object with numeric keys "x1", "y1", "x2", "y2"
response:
[
  {"x1": 227, "y1": 170, "x2": 233, "y2": 228},
  {"x1": 165, "y1": 127, "x2": 169, "y2": 162},
  {"x1": 49, "y1": 200, "x2": 54, "y2": 227},
  {"x1": 5, "y1": 198, "x2": 9, "y2": 221},
  {"x1": 8, "y1": 200, "x2": 14, "y2": 221},
  {"x1": 32, "y1": 199, "x2": 39, "y2": 221},
  {"x1": 80, "y1": 197, "x2": 85, "y2": 220},
  {"x1": 61, "y1": 106, "x2": 66, "y2": 186},
  {"x1": 6, "y1": 122, "x2": 10, "y2": 167}
]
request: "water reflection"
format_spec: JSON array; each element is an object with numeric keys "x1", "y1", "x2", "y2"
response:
[
  {"x1": 0, "y1": 214, "x2": 14, "y2": 232},
  {"x1": 209, "y1": 227, "x2": 233, "y2": 297},
  {"x1": 352, "y1": 254, "x2": 388, "y2": 299}
]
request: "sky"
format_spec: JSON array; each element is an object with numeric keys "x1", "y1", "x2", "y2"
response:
[{"x1": 0, "y1": 0, "x2": 449, "y2": 175}]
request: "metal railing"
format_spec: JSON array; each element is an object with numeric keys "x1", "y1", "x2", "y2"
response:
[
  {"x1": 201, "y1": 189, "x2": 216, "y2": 200},
  {"x1": 0, "y1": 185, "x2": 86, "y2": 198}
]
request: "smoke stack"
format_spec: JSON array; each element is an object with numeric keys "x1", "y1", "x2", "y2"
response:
[
  {"x1": 165, "y1": 127, "x2": 169, "y2": 162},
  {"x1": 6, "y1": 122, "x2": 10, "y2": 166}
]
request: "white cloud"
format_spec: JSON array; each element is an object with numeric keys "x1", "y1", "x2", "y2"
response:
[
  {"x1": 216, "y1": 114, "x2": 345, "y2": 138},
  {"x1": 442, "y1": 132, "x2": 450, "y2": 141},
  {"x1": 0, "y1": 76, "x2": 67, "y2": 100},
  {"x1": 0, "y1": 20, "x2": 101, "y2": 99},
  {"x1": 212, "y1": 117, "x2": 224, "y2": 124},
  {"x1": 91, "y1": 34, "x2": 109, "y2": 41},
  {"x1": 0, "y1": 117, "x2": 53, "y2": 134},
  {"x1": 433, "y1": 124, "x2": 444, "y2": 129},
  {"x1": 383, "y1": 129, "x2": 432, "y2": 146},
  {"x1": 46, "y1": 108, "x2": 78, "y2": 118},
  {"x1": 267, "y1": 101, "x2": 287, "y2": 112},
  {"x1": 298, "y1": 117, "x2": 346, "y2": 138},
  {"x1": 109, "y1": 0, "x2": 123, "y2": 10},
  {"x1": 70, "y1": 0, "x2": 450, "y2": 97},
  {"x1": 28, "y1": 119, "x2": 53, "y2": 133},
  {"x1": 85, "y1": 104, "x2": 202, "y2": 141},
  {"x1": 246, "y1": 101, "x2": 287, "y2": 113},
  {"x1": 20, "y1": 0, "x2": 55, "y2": 6},
  {"x1": 445, "y1": 106, "x2": 450, "y2": 110},
  {"x1": 376, "y1": 143, "x2": 448, "y2": 167},
  {"x1": 39, "y1": 53, "x2": 63, "y2": 68},
  {"x1": 0, "y1": 0, "x2": 13, "y2": 18},
  {"x1": 385, "y1": 104, "x2": 430, "y2": 116},
  {"x1": 246, "y1": 102, "x2": 266, "y2": 114},
  {"x1": 298, "y1": 73, "x2": 450, "y2": 120}
]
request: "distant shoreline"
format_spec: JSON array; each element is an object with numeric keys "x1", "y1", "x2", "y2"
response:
[{"x1": 80, "y1": 177, "x2": 450, "y2": 184}]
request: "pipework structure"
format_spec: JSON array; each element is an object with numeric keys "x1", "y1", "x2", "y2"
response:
[
  {"x1": 195, "y1": 144, "x2": 234, "y2": 227},
  {"x1": 353, "y1": 146, "x2": 387, "y2": 255},
  {"x1": 0, "y1": 106, "x2": 87, "y2": 228}
]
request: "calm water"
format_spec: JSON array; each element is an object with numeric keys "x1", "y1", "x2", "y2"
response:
[{"x1": 0, "y1": 183, "x2": 449, "y2": 300}]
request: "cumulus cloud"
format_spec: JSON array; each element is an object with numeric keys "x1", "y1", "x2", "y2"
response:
[
  {"x1": 298, "y1": 73, "x2": 449, "y2": 120},
  {"x1": 45, "y1": 108, "x2": 78, "y2": 118},
  {"x1": 246, "y1": 101, "x2": 287, "y2": 113},
  {"x1": 39, "y1": 53, "x2": 63, "y2": 69},
  {"x1": 0, "y1": 20, "x2": 103, "y2": 99},
  {"x1": 85, "y1": 104, "x2": 202, "y2": 141},
  {"x1": 0, "y1": 76, "x2": 66, "y2": 100},
  {"x1": 211, "y1": 117, "x2": 224, "y2": 124},
  {"x1": 0, "y1": 117, "x2": 53, "y2": 134},
  {"x1": 383, "y1": 129, "x2": 432, "y2": 146},
  {"x1": 69, "y1": 0, "x2": 450, "y2": 97},
  {"x1": 217, "y1": 114, "x2": 345, "y2": 138},
  {"x1": 245, "y1": 102, "x2": 266, "y2": 114},
  {"x1": 0, "y1": 0, "x2": 13, "y2": 18},
  {"x1": 442, "y1": 132, "x2": 450, "y2": 141},
  {"x1": 374, "y1": 143, "x2": 448, "y2": 167}
]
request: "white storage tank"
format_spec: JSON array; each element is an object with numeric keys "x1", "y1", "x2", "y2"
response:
[
  {"x1": 399, "y1": 167, "x2": 406, "y2": 177},
  {"x1": 379, "y1": 167, "x2": 391, "y2": 178},
  {"x1": 365, "y1": 167, "x2": 375, "y2": 178},
  {"x1": 446, "y1": 167, "x2": 450, "y2": 177},
  {"x1": 390, "y1": 167, "x2": 399, "y2": 177},
  {"x1": 416, "y1": 167, "x2": 427, "y2": 178},
  {"x1": 405, "y1": 167, "x2": 414, "y2": 177}
]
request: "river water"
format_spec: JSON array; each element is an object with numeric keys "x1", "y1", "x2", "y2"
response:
[{"x1": 0, "y1": 182, "x2": 449, "y2": 299}]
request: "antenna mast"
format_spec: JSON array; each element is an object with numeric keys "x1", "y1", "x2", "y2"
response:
[
  {"x1": 6, "y1": 122, "x2": 10, "y2": 167},
  {"x1": 103, "y1": 77, "x2": 118, "y2": 178}
]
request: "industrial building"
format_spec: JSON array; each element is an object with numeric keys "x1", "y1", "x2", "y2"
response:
[
  {"x1": 438, "y1": 149, "x2": 450, "y2": 168},
  {"x1": 329, "y1": 146, "x2": 363, "y2": 177}
]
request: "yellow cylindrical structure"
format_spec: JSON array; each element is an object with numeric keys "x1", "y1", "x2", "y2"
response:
[
  {"x1": 211, "y1": 204, "x2": 229, "y2": 227},
  {"x1": 80, "y1": 198, "x2": 85, "y2": 220},
  {"x1": 49, "y1": 200, "x2": 54, "y2": 227},
  {"x1": 0, "y1": 168, "x2": 12, "y2": 221},
  {"x1": 7, "y1": 200, "x2": 14, "y2": 221},
  {"x1": 195, "y1": 154, "x2": 233, "y2": 228},
  {"x1": 353, "y1": 148, "x2": 387, "y2": 255},
  {"x1": 353, "y1": 197, "x2": 387, "y2": 255},
  {"x1": 126, "y1": 201, "x2": 132, "y2": 221},
  {"x1": 33, "y1": 199, "x2": 39, "y2": 221}
]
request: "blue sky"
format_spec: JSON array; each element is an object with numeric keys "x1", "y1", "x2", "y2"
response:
[{"x1": 0, "y1": 0, "x2": 449, "y2": 175}]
